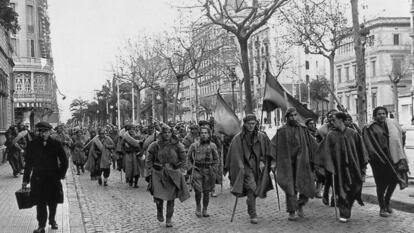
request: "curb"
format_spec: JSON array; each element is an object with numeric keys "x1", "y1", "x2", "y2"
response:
[
  {"x1": 361, "y1": 193, "x2": 414, "y2": 214},
  {"x1": 70, "y1": 165, "x2": 99, "y2": 233}
]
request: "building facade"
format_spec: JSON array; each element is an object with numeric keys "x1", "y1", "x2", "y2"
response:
[
  {"x1": 10, "y1": 0, "x2": 59, "y2": 129},
  {"x1": 248, "y1": 16, "x2": 329, "y2": 124},
  {"x1": 180, "y1": 23, "x2": 240, "y2": 122},
  {"x1": 0, "y1": 24, "x2": 15, "y2": 162},
  {"x1": 335, "y1": 17, "x2": 411, "y2": 123}
]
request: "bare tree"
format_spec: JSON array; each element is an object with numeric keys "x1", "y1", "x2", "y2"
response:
[
  {"x1": 201, "y1": 0, "x2": 289, "y2": 114},
  {"x1": 350, "y1": 0, "x2": 367, "y2": 126},
  {"x1": 388, "y1": 55, "x2": 412, "y2": 122},
  {"x1": 282, "y1": 0, "x2": 349, "y2": 109}
]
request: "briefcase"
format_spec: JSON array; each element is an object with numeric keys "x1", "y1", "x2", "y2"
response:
[{"x1": 15, "y1": 188, "x2": 34, "y2": 209}]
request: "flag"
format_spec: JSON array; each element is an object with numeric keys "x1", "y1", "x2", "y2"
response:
[
  {"x1": 213, "y1": 92, "x2": 241, "y2": 136},
  {"x1": 262, "y1": 70, "x2": 318, "y2": 122}
]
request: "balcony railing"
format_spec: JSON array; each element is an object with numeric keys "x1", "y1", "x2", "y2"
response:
[
  {"x1": 13, "y1": 57, "x2": 53, "y2": 67},
  {"x1": 14, "y1": 90, "x2": 54, "y2": 100}
]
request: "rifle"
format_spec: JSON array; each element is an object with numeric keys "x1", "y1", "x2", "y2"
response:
[
  {"x1": 230, "y1": 196, "x2": 239, "y2": 222},
  {"x1": 324, "y1": 83, "x2": 348, "y2": 113}
]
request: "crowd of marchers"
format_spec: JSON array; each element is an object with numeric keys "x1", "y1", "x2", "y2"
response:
[{"x1": 3, "y1": 105, "x2": 409, "y2": 232}]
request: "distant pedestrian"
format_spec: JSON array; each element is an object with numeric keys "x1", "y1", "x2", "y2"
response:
[
  {"x1": 146, "y1": 124, "x2": 190, "y2": 227},
  {"x1": 225, "y1": 114, "x2": 273, "y2": 224},
  {"x1": 22, "y1": 122, "x2": 68, "y2": 233},
  {"x1": 187, "y1": 126, "x2": 219, "y2": 217},
  {"x1": 85, "y1": 128, "x2": 115, "y2": 186},
  {"x1": 84, "y1": 130, "x2": 97, "y2": 180},
  {"x1": 362, "y1": 106, "x2": 409, "y2": 217},
  {"x1": 316, "y1": 112, "x2": 368, "y2": 223},
  {"x1": 271, "y1": 108, "x2": 317, "y2": 221},
  {"x1": 120, "y1": 125, "x2": 143, "y2": 188},
  {"x1": 4, "y1": 126, "x2": 24, "y2": 177},
  {"x1": 71, "y1": 129, "x2": 87, "y2": 175}
]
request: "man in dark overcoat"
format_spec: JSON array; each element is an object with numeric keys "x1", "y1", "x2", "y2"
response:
[
  {"x1": 225, "y1": 114, "x2": 273, "y2": 224},
  {"x1": 270, "y1": 107, "x2": 317, "y2": 221},
  {"x1": 22, "y1": 122, "x2": 68, "y2": 233}
]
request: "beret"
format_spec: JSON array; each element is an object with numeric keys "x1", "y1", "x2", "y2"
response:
[{"x1": 35, "y1": 121, "x2": 53, "y2": 130}]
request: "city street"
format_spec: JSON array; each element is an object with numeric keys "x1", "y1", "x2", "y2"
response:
[{"x1": 73, "y1": 167, "x2": 413, "y2": 233}]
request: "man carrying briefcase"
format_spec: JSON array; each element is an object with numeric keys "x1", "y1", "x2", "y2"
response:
[{"x1": 22, "y1": 121, "x2": 68, "y2": 233}]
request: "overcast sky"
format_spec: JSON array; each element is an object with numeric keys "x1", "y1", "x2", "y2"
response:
[{"x1": 48, "y1": 0, "x2": 411, "y2": 122}]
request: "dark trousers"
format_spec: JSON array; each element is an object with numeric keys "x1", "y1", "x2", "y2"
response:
[
  {"x1": 97, "y1": 168, "x2": 110, "y2": 178},
  {"x1": 36, "y1": 202, "x2": 57, "y2": 228},
  {"x1": 371, "y1": 162, "x2": 397, "y2": 210},
  {"x1": 155, "y1": 198, "x2": 174, "y2": 221}
]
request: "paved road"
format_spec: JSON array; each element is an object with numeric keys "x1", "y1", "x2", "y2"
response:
[{"x1": 75, "y1": 168, "x2": 414, "y2": 233}]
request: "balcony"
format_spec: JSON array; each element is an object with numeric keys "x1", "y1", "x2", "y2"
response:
[{"x1": 13, "y1": 57, "x2": 53, "y2": 72}]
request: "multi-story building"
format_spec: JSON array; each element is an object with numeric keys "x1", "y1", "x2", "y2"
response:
[
  {"x1": 248, "y1": 16, "x2": 329, "y2": 123},
  {"x1": 180, "y1": 23, "x2": 240, "y2": 121},
  {"x1": 335, "y1": 17, "x2": 411, "y2": 123},
  {"x1": 10, "y1": 0, "x2": 59, "y2": 129},
  {"x1": 0, "y1": 23, "x2": 15, "y2": 162}
]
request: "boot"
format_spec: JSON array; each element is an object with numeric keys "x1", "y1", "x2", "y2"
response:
[
  {"x1": 134, "y1": 177, "x2": 139, "y2": 188},
  {"x1": 33, "y1": 227, "x2": 45, "y2": 233},
  {"x1": 166, "y1": 200, "x2": 174, "y2": 227},
  {"x1": 202, "y1": 208, "x2": 210, "y2": 217},
  {"x1": 98, "y1": 177, "x2": 102, "y2": 185},
  {"x1": 76, "y1": 166, "x2": 80, "y2": 175},
  {"x1": 195, "y1": 205, "x2": 202, "y2": 217},
  {"x1": 156, "y1": 200, "x2": 164, "y2": 222},
  {"x1": 288, "y1": 212, "x2": 297, "y2": 221},
  {"x1": 297, "y1": 205, "x2": 304, "y2": 218},
  {"x1": 103, "y1": 178, "x2": 108, "y2": 186},
  {"x1": 81, "y1": 166, "x2": 85, "y2": 173}
]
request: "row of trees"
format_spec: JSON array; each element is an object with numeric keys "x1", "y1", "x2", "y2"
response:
[{"x1": 68, "y1": 0, "x2": 408, "y2": 127}]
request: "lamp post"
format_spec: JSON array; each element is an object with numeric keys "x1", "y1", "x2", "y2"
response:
[{"x1": 411, "y1": 86, "x2": 414, "y2": 118}]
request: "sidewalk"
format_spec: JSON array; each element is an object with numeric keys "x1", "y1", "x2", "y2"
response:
[
  {"x1": 361, "y1": 176, "x2": 414, "y2": 213},
  {"x1": 0, "y1": 162, "x2": 85, "y2": 233}
]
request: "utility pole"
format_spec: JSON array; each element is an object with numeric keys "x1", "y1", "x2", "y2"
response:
[
  {"x1": 116, "y1": 78, "x2": 121, "y2": 130},
  {"x1": 131, "y1": 83, "x2": 135, "y2": 124}
]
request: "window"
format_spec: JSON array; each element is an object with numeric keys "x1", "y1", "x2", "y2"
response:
[
  {"x1": 11, "y1": 38, "x2": 18, "y2": 56},
  {"x1": 393, "y1": 34, "x2": 400, "y2": 45},
  {"x1": 367, "y1": 35, "x2": 375, "y2": 46},
  {"x1": 352, "y1": 65, "x2": 356, "y2": 80},
  {"x1": 27, "y1": 39, "x2": 35, "y2": 57},
  {"x1": 346, "y1": 95, "x2": 350, "y2": 110},
  {"x1": 305, "y1": 61, "x2": 309, "y2": 70},
  {"x1": 371, "y1": 60, "x2": 376, "y2": 77},
  {"x1": 26, "y1": 5, "x2": 34, "y2": 33},
  {"x1": 337, "y1": 68, "x2": 342, "y2": 83},
  {"x1": 345, "y1": 67, "x2": 350, "y2": 81},
  {"x1": 372, "y1": 92, "x2": 377, "y2": 108},
  {"x1": 305, "y1": 75, "x2": 310, "y2": 83}
]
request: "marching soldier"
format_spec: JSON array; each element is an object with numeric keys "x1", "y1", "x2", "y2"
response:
[
  {"x1": 187, "y1": 126, "x2": 219, "y2": 217},
  {"x1": 146, "y1": 124, "x2": 190, "y2": 227}
]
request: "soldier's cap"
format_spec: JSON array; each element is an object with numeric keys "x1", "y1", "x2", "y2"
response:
[
  {"x1": 160, "y1": 123, "x2": 172, "y2": 133},
  {"x1": 123, "y1": 124, "x2": 135, "y2": 130},
  {"x1": 189, "y1": 124, "x2": 199, "y2": 130},
  {"x1": 35, "y1": 121, "x2": 53, "y2": 131},
  {"x1": 243, "y1": 114, "x2": 257, "y2": 123},
  {"x1": 198, "y1": 120, "x2": 211, "y2": 127},
  {"x1": 285, "y1": 107, "x2": 297, "y2": 118}
]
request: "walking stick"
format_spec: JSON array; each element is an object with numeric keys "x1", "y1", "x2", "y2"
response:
[
  {"x1": 331, "y1": 173, "x2": 338, "y2": 221},
  {"x1": 230, "y1": 196, "x2": 239, "y2": 222},
  {"x1": 220, "y1": 135, "x2": 224, "y2": 193},
  {"x1": 272, "y1": 170, "x2": 281, "y2": 211},
  {"x1": 189, "y1": 151, "x2": 196, "y2": 192}
]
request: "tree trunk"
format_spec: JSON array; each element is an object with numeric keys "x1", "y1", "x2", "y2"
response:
[
  {"x1": 152, "y1": 90, "x2": 156, "y2": 123},
  {"x1": 136, "y1": 89, "x2": 141, "y2": 123},
  {"x1": 393, "y1": 82, "x2": 399, "y2": 122},
  {"x1": 329, "y1": 56, "x2": 335, "y2": 109},
  {"x1": 161, "y1": 87, "x2": 167, "y2": 122},
  {"x1": 351, "y1": 0, "x2": 367, "y2": 127},
  {"x1": 238, "y1": 37, "x2": 253, "y2": 114},
  {"x1": 173, "y1": 79, "x2": 181, "y2": 123},
  {"x1": 195, "y1": 77, "x2": 199, "y2": 122}
]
